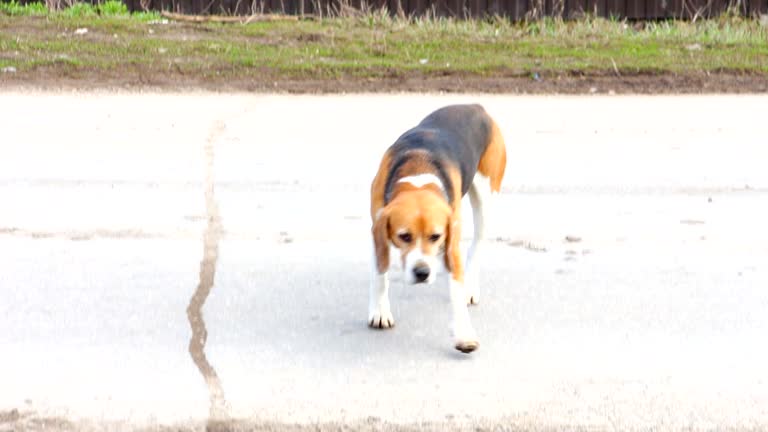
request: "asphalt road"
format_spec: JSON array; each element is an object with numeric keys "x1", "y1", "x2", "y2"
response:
[{"x1": 1, "y1": 92, "x2": 768, "y2": 431}]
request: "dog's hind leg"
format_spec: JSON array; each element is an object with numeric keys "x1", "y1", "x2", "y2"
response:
[{"x1": 466, "y1": 114, "x2": 507, "y2": 306}]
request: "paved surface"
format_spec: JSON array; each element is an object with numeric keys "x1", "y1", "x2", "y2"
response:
[{"x1": 1, "y1": 93, "x2": 768, "y2": 431}]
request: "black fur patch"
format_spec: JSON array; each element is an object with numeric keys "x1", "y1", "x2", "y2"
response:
[{"x1": 382, "y1": 104, "x2": 492, "y2": 204}]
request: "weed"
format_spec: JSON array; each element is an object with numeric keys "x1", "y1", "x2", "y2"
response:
[
  {"x1": 98, "y1": 0, "x2": 129, "y2": 16},
  {"x1": 0, "y1": 1, "x2": 48, "y2": 16},
  {"x1": 59, "y1": 2, "x2": 97, "y2": 17}
]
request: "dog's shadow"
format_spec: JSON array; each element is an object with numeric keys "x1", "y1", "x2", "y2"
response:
[
  {"x1": 312, "y1": 271, "x2": 480, "y2": 365},
  {"x1": 240, "y1": 261, "x2": 475, "y2": 367}
]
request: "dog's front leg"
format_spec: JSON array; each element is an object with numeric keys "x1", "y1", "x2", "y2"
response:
[
  {"x1": 450, "y1": 275, "x2": 479, "y2": 353},
  {"x1": 369, "y1": 247, "x2": 394, "y2": 329},
  {"x1": 445, "y1": 210, "x2": 479, "y2": 353}
]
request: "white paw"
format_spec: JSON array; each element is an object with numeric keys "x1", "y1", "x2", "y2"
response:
[
  {"x1": 368, "y1": 307, "x2": 395, "y2": 329},
  {"x1": 452, "y1": 322, "x2": 479, "y2": 353}
]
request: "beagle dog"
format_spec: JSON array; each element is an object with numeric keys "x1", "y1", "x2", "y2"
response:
[{"x1": 369, "y1": 104, "x2": 506, "y2": 353}]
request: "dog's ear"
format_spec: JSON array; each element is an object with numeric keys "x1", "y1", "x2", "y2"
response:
[
  {"x1": 443, "y1": 212, "x2": 461, "y2": 275},
  {"x1": 372, "y1": 208, "x2": 391, "y2": 274}
]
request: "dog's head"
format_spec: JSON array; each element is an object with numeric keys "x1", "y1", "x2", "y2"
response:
[{"x1": 373, "y1": 190, "x2": 458, "y2": 284}]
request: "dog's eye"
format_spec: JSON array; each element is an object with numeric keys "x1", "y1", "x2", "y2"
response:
[
  {"x1": 429, "y1": 233, "x2": 442, "y2": 242},
  {"x1": 398, "y1": 233, "x2": 413, "y2": 243}
]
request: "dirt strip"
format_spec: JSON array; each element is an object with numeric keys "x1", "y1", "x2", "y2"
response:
[{"x1": 2, "y1": 70, "x2": 767, "y2": 94}]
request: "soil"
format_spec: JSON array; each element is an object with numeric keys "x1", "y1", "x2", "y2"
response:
[{"x1": 2, "y1": 67, "x2": 768, "y2": 94}]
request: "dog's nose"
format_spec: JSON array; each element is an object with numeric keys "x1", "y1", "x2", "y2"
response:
[{"x1": 413, "y1": 264, "x2": 430, "y2": 282}]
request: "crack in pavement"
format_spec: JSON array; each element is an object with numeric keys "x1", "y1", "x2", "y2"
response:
[{"x1": 186, "y1": 119, "x2": 229, "y2": 425}]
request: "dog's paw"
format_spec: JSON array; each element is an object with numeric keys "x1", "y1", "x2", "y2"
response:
[
  {"x1": 452, "y1": 322, "x2": 479, "y2": 353},
  {"x1": 368, "y1": 308, "x2": 395, "y2": 329},
  {"x1": 454, "y1": 339, "x2": 480, "y2": 353}
]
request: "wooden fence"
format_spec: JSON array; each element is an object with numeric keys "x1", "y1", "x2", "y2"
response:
[{"x1": 88, "y1": 0, "x2": 768, "y2": 19}]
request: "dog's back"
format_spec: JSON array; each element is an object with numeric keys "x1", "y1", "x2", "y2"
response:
[{"x1": 387, "y1": 104, "x2": 493, "y2": 198}]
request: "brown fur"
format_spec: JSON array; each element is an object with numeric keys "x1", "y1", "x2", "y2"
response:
[
  {"x1": 442, "y1": 165, "x2": 464, "y2": 281},
  {"x1": 372, "y1": 206, "x2": 391, "y2": 273},
  {"x1": 477, "y1": 119, "x2": 507, "y2": 193},
  {"x1": 369, "y1": 152, "x2": 392, "y2": 221}
]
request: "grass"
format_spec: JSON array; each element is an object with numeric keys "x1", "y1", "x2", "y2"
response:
[
  {"x1": 0, "y1": 0, "x2": 48, "y2": 15},
  {"x1": 1, "y1": 1, "x2": 767, "y2": 86},
  {"x1": 0, "y1": 0, "x2": 159, "y2": 19}
]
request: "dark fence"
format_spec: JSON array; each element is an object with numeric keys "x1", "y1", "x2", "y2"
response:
[{"x1": 28, "y1": 0, "x2": 768, "y2": 19}]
